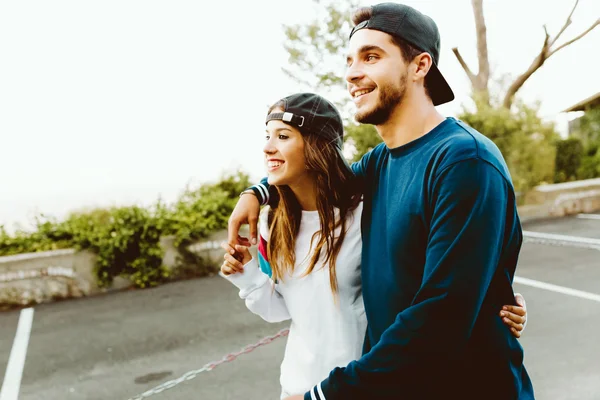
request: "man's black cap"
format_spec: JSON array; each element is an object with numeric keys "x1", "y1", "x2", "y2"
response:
[
  {"x1": 349, "y1": 2, "x2": 454, "y2": 106},
  {"x1": 265, "y1": 92, "x2": 344, "y2": 150}
]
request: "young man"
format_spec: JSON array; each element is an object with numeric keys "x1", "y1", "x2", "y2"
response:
[{"x1": 229, "y1": 3, "x2": 534, "y2": 399}]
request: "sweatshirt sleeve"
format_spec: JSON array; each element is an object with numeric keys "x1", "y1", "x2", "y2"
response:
[
  {"x1": 222, "y1": 208, "x2": 290, "y2": 323},
  {"x1": 306, "y1": 159, "x2": 515, "y2": 399},
  {"x1": 221, "y1": 257, "x2": 290, "y2": 323},
  {"x1": 350, "y1": 146, "x2": 378, "y2": 178}
]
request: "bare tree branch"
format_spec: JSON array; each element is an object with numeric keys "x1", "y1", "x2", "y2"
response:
[
  {"x1": 502, "y1": 28, "x2": 551, "y2": 109},
  {"x1": 549, "y1": 0, "x2": 578, "y2": 47},
  {"x1": 452, "y1": 0, "x2": 597, "y2": 110},
  {"x1": 503, "y1": 8, "x2": 599, "y2": 110},
  {"x1": 452, "y1": 0, "x2": 491, "y2": 105},
  {"x1": 471, "y1": 0, "x2": 489, "y2": 90},
  {"x1": 451, "y1": 47, "x2": 476, "y2": 84},
  {"x1": 549, "y1": 18, "x2": 600, "y2": 57}
]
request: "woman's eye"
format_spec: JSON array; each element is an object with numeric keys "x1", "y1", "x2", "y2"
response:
[{"x1": 278, "y1": 135, "x2": 288, "y2": 140}]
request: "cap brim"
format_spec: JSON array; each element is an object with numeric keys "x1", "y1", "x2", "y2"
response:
[
  {"x1": 427, "y1": 63, "x2": 454, "y2": 106},
  {"x1": 333, "y1": 143, "x2": 356, "y2": 173}
]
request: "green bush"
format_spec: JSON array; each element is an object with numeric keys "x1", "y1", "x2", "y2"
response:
[
  {"x1": 554, "y1": 137, "x2": 584, "y2": 183},
  {"x1": 78, "y1": 206, "x2": 167, "y2": 289},
  {"x1": 164, "y1": 171, "x2": 251, "y2": 246},
  {"x1": 0, "y1": 214, "x2": 76, "y2": 256},
  {"x1": 1, "y1": 207, "x2": 167, "y2": 289},
  {"x1": 162, "y1": 171, "x2": 251, "y2": 278},
  {"x1": 577, "y1": 144, "x2": 600, "y2": 180},
  {"x1": 0, "y1": 171, "x2": 252, "y2": 288}
]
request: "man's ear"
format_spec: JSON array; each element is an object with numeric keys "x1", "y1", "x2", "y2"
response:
[{"x1": 412, "y1": 52, "x2": 433, "y2": 82}]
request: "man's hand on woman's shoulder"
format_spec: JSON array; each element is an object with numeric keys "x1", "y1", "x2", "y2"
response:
[{"x1": 228, "y1": 192, "x2": 261, "y2": 246}]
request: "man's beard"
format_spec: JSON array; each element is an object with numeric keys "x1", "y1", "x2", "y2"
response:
[{"x1": 355, "y1": 74, "x2": 406, "y2": 125}]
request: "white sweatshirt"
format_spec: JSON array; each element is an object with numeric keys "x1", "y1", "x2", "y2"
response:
[{"x1": 223, "y1": 202, "x2": 366, "y2": 398}]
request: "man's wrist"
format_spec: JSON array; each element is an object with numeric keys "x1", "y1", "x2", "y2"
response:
[
  {"x1": 239, "y1": 189, "x2": 257, "y2": 199},
  {"x1": 240, "y1": 185, "x2": 268, "y2": 205}
]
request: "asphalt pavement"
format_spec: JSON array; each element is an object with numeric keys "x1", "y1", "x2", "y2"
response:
[{"x1": 1, "y1": 214, "x2": 599, "y2": 400}]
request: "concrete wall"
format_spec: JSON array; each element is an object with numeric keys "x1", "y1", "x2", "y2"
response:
[
  {"x1": 519, "y1": 178, "x2": 600, "y2": 222},
  {"x1": 0, "y1": 247, "x2": 131, "y2": 307},
  {"x1": 0, "y1": 233, "x2": 227, "y2": 307}
]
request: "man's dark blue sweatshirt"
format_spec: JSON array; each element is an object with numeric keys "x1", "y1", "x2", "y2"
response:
[{"x1": 251, "y1": 117, "x2": 534, "y2": 399}]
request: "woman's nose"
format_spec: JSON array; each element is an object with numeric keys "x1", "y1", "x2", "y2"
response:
[{"x1": 263, "y1": 140, "x2": 276, "y2": 155}]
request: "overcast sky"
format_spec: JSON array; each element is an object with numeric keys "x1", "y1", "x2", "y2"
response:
[{"x1": 1, "y1": 0, "x2": 599, "y2": 229}]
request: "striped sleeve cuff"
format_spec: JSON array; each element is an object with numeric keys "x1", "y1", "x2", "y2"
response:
[
  {"x1": 305, "y1": 381, "x2": 330, "y2": 400},
  {"x1": 248, "y1": 183, "x2": 269, "y2": 206}
]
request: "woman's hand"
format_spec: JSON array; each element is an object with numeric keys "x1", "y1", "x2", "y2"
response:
[
  {"x1": 220, "y1": 242, "x2": 252, "y2": 276},
  {"x1": 500, "y1": 293, "x2": 527, "y2": 338}
]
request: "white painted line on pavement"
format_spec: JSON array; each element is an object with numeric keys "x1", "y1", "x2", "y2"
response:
[
  {"x1": 576, "y1": 213, "x2": 600, "y2": 220},
  {"x1": 0, "y1": 308, "x2": 34, "y2": 400},
  {"x1": 522, "y1": 231, "x2": 600, "y2": 250},
  {"x1": 514, "y1": 276, "x2": 600, "y2": 303}
]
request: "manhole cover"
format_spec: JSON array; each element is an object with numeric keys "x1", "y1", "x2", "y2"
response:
[{"x1": 134, "y1": 371, "x2": 173, "y2": 384}]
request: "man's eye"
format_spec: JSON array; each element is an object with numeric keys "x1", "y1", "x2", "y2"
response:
[{"x1": 366, "y1": 55, "x2": 377, "y2": 62}]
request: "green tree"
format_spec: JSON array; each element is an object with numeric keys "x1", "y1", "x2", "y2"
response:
[
  {"x1": 569, "y1": 108, "x2": 600, "y2": 180},
  {"x1": 283, "y1": 0, "x2": 358, "y2": 94},
  {"x1": 345, "y1": 123, "x2": 380, "y2": 162},
  {"x1": 458, "y1": 101, "x2": 559, "y2": 192},
  {"x1": 572, "y1": 108, "x2": 600, "y2": 149}
]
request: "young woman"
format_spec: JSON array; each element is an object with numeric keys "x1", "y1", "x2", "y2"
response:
[{"x1": 220, "y1": 93, "x2": 527, "y2": 399}]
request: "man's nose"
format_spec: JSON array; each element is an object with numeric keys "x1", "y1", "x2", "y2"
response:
[{"x1": 345, "y1": 62, "x2": 364, "y2": 84}]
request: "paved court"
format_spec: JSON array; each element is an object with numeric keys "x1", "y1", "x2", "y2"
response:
[{"x1": 0, "y1": 214, "x2": 599, "y2": 400}]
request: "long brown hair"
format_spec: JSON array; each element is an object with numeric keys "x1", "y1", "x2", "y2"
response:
[{"x1": 266, "y1": 102, "x2": 362, "y2": 295}]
